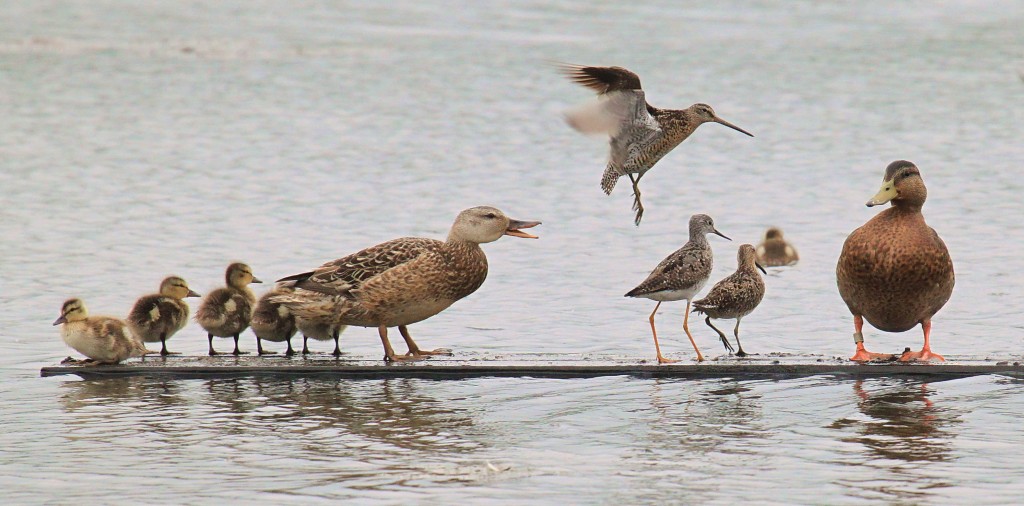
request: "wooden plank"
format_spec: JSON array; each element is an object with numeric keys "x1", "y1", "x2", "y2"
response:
[{"x1": 39, "y1": 354, "x2": 1024, "y2": 379}]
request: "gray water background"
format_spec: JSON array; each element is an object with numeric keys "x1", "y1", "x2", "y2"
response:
[{"x1": 1, "y1": 0, "x2": 1023, "y2": 503}]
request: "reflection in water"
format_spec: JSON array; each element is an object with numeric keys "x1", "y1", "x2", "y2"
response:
[
  {"x1": 57, "y1": 377, "x2": 485, "y2": 495},
  {"x1": 830, "y1": 379, "x2": 960, "y2": 463}
]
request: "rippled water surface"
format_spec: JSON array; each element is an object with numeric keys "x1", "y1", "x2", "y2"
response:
[{"x1": 2, "y1": 0, "x2": 1023, "y2": 503}]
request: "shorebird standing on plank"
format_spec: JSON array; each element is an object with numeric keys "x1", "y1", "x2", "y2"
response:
[{"x1": 559, "y1": 64, "x2": 754, "y2": 225}]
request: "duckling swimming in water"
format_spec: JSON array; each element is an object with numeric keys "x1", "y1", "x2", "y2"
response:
[
  {"x1": 755, "y1": 227, "x2": 799, "y2": 267},
  {"x1": 196, "y1": 262, "x2": 262, "y2": 356},
  {"x1": 836, "y1": 160, "x2": 954, "y2": 362},
  {"x1": 54, "y1": 298, "x2": 149, "y2": 364},
  {"x1": 274, "y1": 206, "x2": 540, "y2": 362},
  {"x1": 251, "y1": 283, "x2": 299, "y2": 356},
  {"x1": 126, "y1": 276, "x2": 200, "y2": 356}
]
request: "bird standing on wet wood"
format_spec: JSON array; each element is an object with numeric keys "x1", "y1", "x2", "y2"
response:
[
  {"x1": 560, "y1": 64, "x2": 753, "y2": 225},
  {"x1": 836, "y1": 161, "x2": 955, "y2": 362},
  {"x1": 693, "y1": 244, "x2": 767, "y2": 357},
  {"x1": 625, "y1": 214, "x2": 730, "y2": 363}
]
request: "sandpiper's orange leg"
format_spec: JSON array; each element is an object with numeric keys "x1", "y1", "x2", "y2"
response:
[
  {"x1": 899, "y1": 320, "x2": 945, "y2": 362},
  {"x1": 648, "y1": 301, "x2": 677, "y2": 364},
  {"x1": 682, "y1": 300, "x2": 705, "y2": 362},
  {"x1": 400, "y1": 325, "x2": 453, "y2": 357},
  {"x1": 850, "y1": 315, "x2": 894, "y2": 362}
]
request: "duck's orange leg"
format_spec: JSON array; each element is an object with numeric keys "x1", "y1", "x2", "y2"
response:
[
  {"x1": 399, "y1": 325, "x2": 453, "y2": 357},
  {"x1": 648, "y1": 301, "x2": 677, "y2": 364},
  {"x1": 379, "y1": 325, "x2": 416, "y2": 362},
  {"x1": 850, "y1": 315, "x2": 895, "y2": 362},
  {"x1": 899, "y1": 320, "x2": 945, "y2": 362}
]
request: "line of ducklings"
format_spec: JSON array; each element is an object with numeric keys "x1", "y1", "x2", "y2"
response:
[{"x1": 55, "y1": 160, "x2": 951, "y2": 366}]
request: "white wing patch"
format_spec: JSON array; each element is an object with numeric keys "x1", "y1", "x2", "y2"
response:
[
  {"x1": 149, "y1": 306, "x2": 161, "y2": 322},
  {"x1": 224, "y1": 299, "x2": 237, "y2": 313},
  {"x1": 565, "y1": 90, "x2": 657, "y2": 139}
]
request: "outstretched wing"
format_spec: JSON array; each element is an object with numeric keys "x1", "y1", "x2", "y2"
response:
[
  {"x1": 559, "y1": 64, "x2": 644, "y2": 94},
  {"x1": 280, "y1": 237, "x2": 443, "y2": 297}
]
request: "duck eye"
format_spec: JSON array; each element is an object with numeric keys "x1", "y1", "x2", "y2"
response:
[{"x1": 484, "y1": 213, "x2": 496, "y2": 219}]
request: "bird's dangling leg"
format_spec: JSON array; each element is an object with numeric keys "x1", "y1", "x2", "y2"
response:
[
  {"x1": 628, "y1": 173, "x2": 645, "y2": 226},
  {"x1": 705, "y1": 316, "x2": 734, "y2": 355}
]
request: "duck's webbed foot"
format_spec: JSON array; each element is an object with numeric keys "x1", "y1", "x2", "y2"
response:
[{"x1": 899, "y1": 348, "x2": 945, "y2": 362}]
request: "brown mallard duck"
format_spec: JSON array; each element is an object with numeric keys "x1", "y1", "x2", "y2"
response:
[
  {"x1": 560, "y1": 64, "x2": 753, "y2": 225},
  {"x1": 126, "y1": 276, "x2": 200, "y2": 356},
  {"x1": 274, "y1": 206, "x2": 540, "y2": 362},
  {"x1": 54, "y1": 298, "x2": 149, "y2": 364},
  {"x1": 836, "y1": 160, "x2": 954, "y2": 362},
  {"x1": 196, "y1": 262, "x2": 262, "y2": 355}
]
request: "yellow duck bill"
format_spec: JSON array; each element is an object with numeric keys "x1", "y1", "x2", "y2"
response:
[{"x1": 867, "y1": 178, "x2": 898, "y2": 207}]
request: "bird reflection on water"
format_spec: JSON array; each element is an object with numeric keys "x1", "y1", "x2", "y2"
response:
[{"x1": 830, "y1": 379, "x2": 960, "y2": 463}]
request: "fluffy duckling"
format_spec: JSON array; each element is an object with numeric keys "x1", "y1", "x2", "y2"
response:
[
  {"x1": 126, "y1": 276, "x2": 200, "y2": 356},
  {"x1": 274, "y1": 206, "x2": 540, "y2": 362},
  {"x1": 837, "y1": 161, "x2": 954, "y2": 362},
  {"x1": 251, "y1": 283, "x2": 299, "y2": 356},
  {"x1": 196, "y1": 262, "x2": 262, "y2": 355},
  {"x1": 54, "y1": 298, "x2": 149, "y2": 364},
  {"x1": 692, "y1": 244, "x2": 767, "y2": 357},
  {"x1": 755, "y1": 227, "x2": 799, "y2": 267},
  {"x1": 295, "y1": 314, "x2": 348, "y2": 357}
]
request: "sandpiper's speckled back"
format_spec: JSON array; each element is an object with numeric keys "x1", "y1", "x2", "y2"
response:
[
  {"x1": 625, "y1": 214, "x2": 724, "y2": 301},
  {"x1": 693, "y1": 244, "x2": 766, "y2": 319}
]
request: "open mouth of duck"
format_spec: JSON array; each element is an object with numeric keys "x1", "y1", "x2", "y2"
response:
[{"x1": 505, "y1": 219, "x2": 541, "y2": 239}]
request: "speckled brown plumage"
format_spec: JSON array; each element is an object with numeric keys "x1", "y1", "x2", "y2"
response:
[
  {"x1": 693, "y1": 244, "x2": 766, "y2": 357},
  {"x1": 274, "y1": 206, "x2": 540, "y2": 362},
  {"x1": 624, "y1": 214, "x2": 730, "y2": 363},
  {"x1": 836, "y1": 160, "x2": 954, "y2": 362},
  {"x1": 755, "y1": 227, "x2": 799, "y2": 267},
  {"x1": 251, "y1": 284, "x2": 299, "y2": 356},
  {"x1": 55, "y1": 298, "x2": 149, "y2": 364},
  {"x1": 196, "y1": 262, "x2": 261, "y2": 356},
  {"x1": 126, "y1": 276, "x2": 199, "y2": 356},
  {"x1": 560, "y1": 64, "x2": 753, "y2": 225}
]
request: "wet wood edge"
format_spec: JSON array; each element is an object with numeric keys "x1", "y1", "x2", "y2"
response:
[{"x1": 39, "y1": 354, "x2": 1024, "y2": 380}]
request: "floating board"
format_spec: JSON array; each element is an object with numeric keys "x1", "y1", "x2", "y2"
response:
[{"x1": 39, "y1": 353, "x2": 1024, "y2": 380}]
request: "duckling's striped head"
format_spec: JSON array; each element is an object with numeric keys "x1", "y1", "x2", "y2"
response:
[
  {"x1": 159, "y1": 276, "x2": 201, "y2": 299},
  {"x1": 226, "y1": 262, "x2": 262, "y2": 288},
  {"x1": 54, "y1": 298, "x2": 87, "y2": 325}
]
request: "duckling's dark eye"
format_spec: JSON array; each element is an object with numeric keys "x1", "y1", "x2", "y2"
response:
[{"x1": 484, "y1": 213, "x2": 496, "y2": 219}]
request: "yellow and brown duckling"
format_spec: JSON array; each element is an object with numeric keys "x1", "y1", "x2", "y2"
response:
[
  {"x1": 755, "y1": 227, "x2": 799, "y2": 267},
  {"x1": 196, "y1": 262, "x2": 262, "y2": 356},
  {"x1": 54, "y1": 298, "x2": 149, "y2": 364},
  {"x1": 126, "y1": 276, "x2": 200, "y2": 356},
  {"x1": 274, "y1": 206, "x2": 540, "y2": 362},
  {"x1": 836, "y1": 160, "x2": 954, "y2": 362},
  {"x1": 692, "y1": 244, "x2": 767, "y2": 357},
  {"x1": 250, "y1": 283, "x2": 299, "y2": 356}
]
